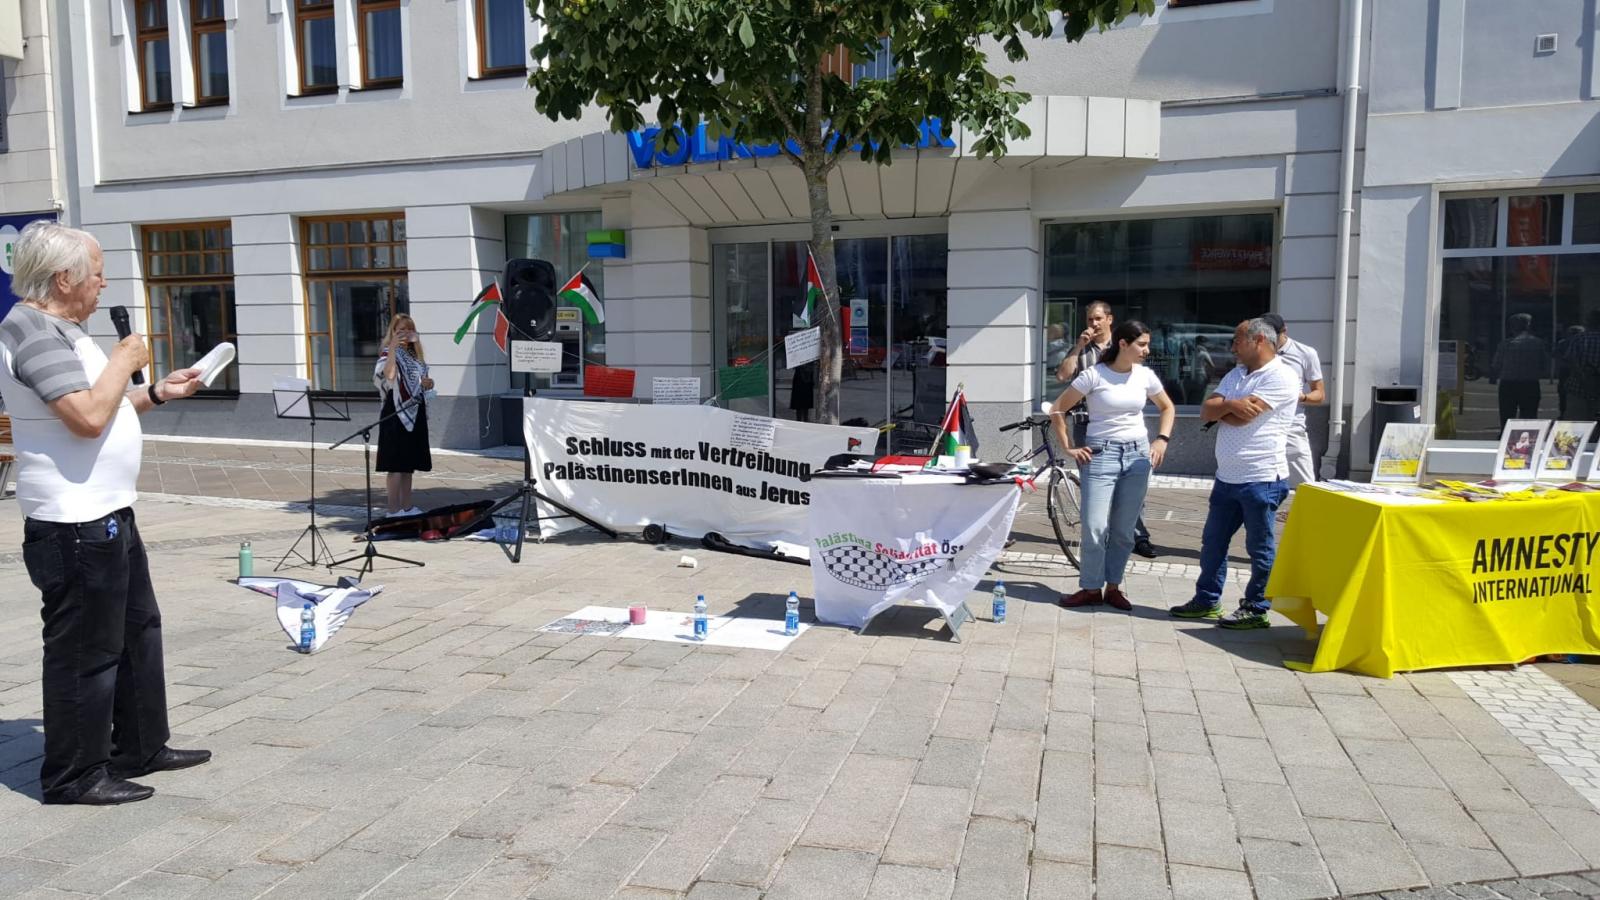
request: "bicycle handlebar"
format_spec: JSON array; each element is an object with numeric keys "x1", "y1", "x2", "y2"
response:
[{"x1": 999, "y1": 414, "x2": 1056, "y2": 432}]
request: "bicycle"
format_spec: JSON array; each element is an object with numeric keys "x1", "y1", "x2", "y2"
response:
[{"x1": 999, "y1": 410, "x2": 1082, "y2": 568}]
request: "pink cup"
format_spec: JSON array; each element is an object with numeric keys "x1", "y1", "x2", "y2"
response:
[{"x1": 629, "y1": 605, "x2": 647, "y2": 625}]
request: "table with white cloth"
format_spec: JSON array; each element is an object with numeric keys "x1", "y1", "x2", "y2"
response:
[{"x1": 806, "y1": 472, "x2": 1022, "y2": 640}]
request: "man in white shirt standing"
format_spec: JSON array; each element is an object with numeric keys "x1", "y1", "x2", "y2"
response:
[
  {"x1": 1261, "y1": 313, "x2": 1324, "y2": 487},
  {"x1": 1168, "y1": 318, "x2": 1301, "y2": 629},
  {"x1": 0, "y1": 222, "x2": 211, "y2": 805}
]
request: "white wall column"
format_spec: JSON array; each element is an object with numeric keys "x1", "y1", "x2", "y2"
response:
[
  {"x1": 229, "y1": 213, "x2": 305, "y2": 394},
  {"x1": 1350, "y1": 184, "x2": 1431, "y2": 471},
  {"x1": 403, "y1": 204, "x2": 508, "y2": 445},
  {"x1": 607, "y1": 190, "x2": 711, "y2": 399},
  {"x1": 945, "y1": 171, "x2": 1038, "y2": 448}
]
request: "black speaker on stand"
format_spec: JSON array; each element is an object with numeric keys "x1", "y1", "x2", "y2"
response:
[{"x1": 459, "y1": 258, "x2": 616, "y2": 561}]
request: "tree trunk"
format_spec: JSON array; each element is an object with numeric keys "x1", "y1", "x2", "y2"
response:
[{"x1": 806, "y1": 166, "x2": 842, "y2": 424}]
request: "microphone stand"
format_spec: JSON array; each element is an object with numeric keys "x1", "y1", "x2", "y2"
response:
[{"x1": 326, "y1": 394, "x2": 427, "y2": 578}]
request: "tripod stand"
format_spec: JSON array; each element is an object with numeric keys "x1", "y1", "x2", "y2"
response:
[
  {"x1": 462, "y1": 385, "x2": 618, "y2": 563},
  {"x1": 274, "y1": 387, "x2": 348, "y2": 571},
  {"x1": 326, "y1": 396, "x2": 427, "y2": 578}
]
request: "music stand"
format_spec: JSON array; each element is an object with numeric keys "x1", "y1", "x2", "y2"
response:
[
  {"x1": 326, "y1": 395, "x2": 427, "y2": 578},
  {"x1": 272, "y1": 381, "x2": 350, "y2": 571}
]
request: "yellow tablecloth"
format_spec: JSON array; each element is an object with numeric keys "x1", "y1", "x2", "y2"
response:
[{"x1": 1267, "y1": 484, "x2": 1600, "y2": 677}]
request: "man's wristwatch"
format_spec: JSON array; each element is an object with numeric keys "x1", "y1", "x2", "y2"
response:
[{"x1": 148, "y1": 383, "x2": 166, "y2": 406}]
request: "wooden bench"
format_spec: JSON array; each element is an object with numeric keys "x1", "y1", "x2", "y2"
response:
[{"x1": 0, "y1": 413, "x2": 13, "y2": 498}]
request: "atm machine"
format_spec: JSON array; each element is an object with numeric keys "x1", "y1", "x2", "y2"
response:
[{"x1": 552, "y1": 307, "x2": 584, "y2": 388}]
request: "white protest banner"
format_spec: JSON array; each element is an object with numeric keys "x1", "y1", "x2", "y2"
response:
[
  {"x1": 510, "y1": 340, "x2": 563, "y2": 374},
  {"x1": 807, "y1": 476, "x2": 1020, "y2": 631},
  {"x1": 784, "y1": 327, "x2": 821, "y2": 368},
  {"x1": 524, "y1": 398, "x2": 878, "y2": 544},
  {"x1": 651, "y1": 376, "x2": 701, "y2": 405}
]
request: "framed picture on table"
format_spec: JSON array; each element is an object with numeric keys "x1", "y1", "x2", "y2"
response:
[
  {"x1": 1493, "y1": 419, "x2": 1551, "y2": 482},
  {"x1": 1539, "y1": 421, "x2": 1595, "y2": 480},
  {"x1": 1372, "y1": 423, "x2": 1434, "y2": 484}
]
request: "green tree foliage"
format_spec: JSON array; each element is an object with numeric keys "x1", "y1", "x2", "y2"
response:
[{"x1": 530, "y1": 0, "x2": 1154, "y2": 422}]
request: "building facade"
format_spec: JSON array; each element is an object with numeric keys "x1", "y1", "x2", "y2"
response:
[
  {"x1": 18, "y1": 0, "x2": 1597, "y2": 475},
  {"x1": 0, "y1": 0, "x2": 65, "y2": 318}
]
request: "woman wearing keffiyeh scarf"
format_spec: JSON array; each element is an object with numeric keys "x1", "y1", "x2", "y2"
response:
[{"x1": 374, "y1": 314, "x2": 433, "y2": 517}]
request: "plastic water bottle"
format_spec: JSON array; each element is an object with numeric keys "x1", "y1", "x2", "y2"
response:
[
  {"x1": 992, "y1": 580, "x2": 1007, "y2": 623},
  {"x1": 785, "y1": 591, "x2": 800, "y2": 636},
  {"x1": 298, "y1": 602, "x2": 316, "y2": 653},
  {"x1": 693, "y1": 594, "x2": 708, "y2": 641},
  {"x1": 238, "y1": 540, "x2": 253, "y2": 579}
]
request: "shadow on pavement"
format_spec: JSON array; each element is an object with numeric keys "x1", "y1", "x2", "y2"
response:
[{"x1": 0, "y1": 720, "x2": 44, "y2": 801}]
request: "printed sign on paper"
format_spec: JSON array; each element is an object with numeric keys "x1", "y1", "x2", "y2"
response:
[
  {"x1": 652, "y1": 376, "x2": 702, "y2": 405},
  {"x1": 730, "y1": 414, "x2": 777, "y2": 450},
  {"x1": 510, "y1": 340, "x2": 563, "y2": 374},
  {"x1": 784, "y1": 327, "x2": 821, "y2": 368}
]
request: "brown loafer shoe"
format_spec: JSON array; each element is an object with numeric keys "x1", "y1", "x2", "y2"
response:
[
  {"x1": 1104, "y1": 587, "x2": 1133, "y2": 611},
  {"x1": 1059, "y1": 588, "x2": 1103, "y2": 608}
]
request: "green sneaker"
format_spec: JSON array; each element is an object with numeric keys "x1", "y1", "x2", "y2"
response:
[
  {"x1": 1217, "y1": 606, "x2": 1270, "y2": 629},
  {"x1": 1169, "y1": 600, "x2": 1221, "y2": 619}
]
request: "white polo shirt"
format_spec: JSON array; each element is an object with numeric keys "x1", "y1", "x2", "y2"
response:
[
  {"x1": 1275, "y1": 336, "x2": 1324, "y2": 429},
  {"x1": 1212, "y1": 358, "x2": 1300, "y2": 485}
]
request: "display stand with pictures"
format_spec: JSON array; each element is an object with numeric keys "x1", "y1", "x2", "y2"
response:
[
  {"x1": 271, "y1": 380, "x2": 350, "y2": 571},
  {"x1": 1493, "y1": 419, "x2": 1552, "y2": 482},
  {"x1": 1538, "y1": 421, "x2": 1596, "y2": 481},
  {"x1": 325, "y1": 395, "x2": 427, "y2": 578},
  {"x1": 1371, "y1": 423, "x2": 1435, "y2": 485}
]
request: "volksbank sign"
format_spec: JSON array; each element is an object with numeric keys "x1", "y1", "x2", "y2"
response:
[{"x1": 625, "y1": 119, "x2": 958, "y2": 170}]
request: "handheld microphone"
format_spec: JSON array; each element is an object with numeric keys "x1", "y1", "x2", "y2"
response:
[{"x1": 109, "y1": 306, "x2": 145, "y2": 385}]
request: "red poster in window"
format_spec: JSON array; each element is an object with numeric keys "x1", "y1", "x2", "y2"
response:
[
  {"x1": 583, "y1": 365, "x2": 636, "y2": 398},
  {"x1": 1508, "y1": 197, "x2": 1554, "y2": 292}
]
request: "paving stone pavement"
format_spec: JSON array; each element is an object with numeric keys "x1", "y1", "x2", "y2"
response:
[{"x1": 0, "y1": 439, "x2": 1594, "y2": 898}]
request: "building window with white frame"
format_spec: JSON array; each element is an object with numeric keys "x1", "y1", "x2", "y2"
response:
[
  {"x1": 295, "y1": 0, "x2": 337, "y2": 94},
  {"x1": 143, "y1": 222, "x2": 238, "y2": 393},
  {"x1": 301, "y1": 214, "x2": 409, "y2": 393},
  {"x1": 1436, "y1": 191, "x2": 1600, "y2": 440},
  {"x1": 135, "y1": 0, "x2": 173, "y2": 111},
  {"x1": 192, "y1": 0, "x2": 228, "y2": 105},
  {"x1": 476, "y1": 0, "x2": 528, "y2": 78},
  {"x1": 359, "y1": 0, "x2": 404, "y2": 88}
]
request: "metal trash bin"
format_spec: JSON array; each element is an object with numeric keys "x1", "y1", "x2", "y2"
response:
[{"x1": 1370, "y1": 385, "x2": 1423, "y2": 460}]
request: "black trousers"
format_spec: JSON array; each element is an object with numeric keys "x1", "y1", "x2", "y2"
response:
[
  {"x1": 1498, "y1": 379, "x2": 1541, "y2": 424},
  {"x1": 22, "y1": 507, "x2": 170, "y2": 801}
]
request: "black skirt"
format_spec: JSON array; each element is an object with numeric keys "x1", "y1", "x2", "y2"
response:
[{"x1": 376, "y1": 392, "x2": 432, "y2": 474}]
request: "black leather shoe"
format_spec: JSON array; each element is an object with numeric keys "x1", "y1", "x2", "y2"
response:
[
  {"x1": 43, "y1": 777, "x2": 154, "y2": 806},
  {"x1": 110, "y1": 747, "x2": 212, "y2": 779},
  {"x1": 1132, "y1": 540, "x2": 1159, "y2": 559}
]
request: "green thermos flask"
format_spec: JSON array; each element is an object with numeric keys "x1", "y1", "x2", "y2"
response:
[{"x1": 238, "y1": 540, "x2": 253, "y2": 579}]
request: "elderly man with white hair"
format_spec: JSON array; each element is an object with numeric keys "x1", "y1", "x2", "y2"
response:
[
  {"x1": 1168, "y1": 317, "x2": 1301, "y2": 630},
  {"x1": 0, "y1": 221, "x2": 210, "y2": 805}
]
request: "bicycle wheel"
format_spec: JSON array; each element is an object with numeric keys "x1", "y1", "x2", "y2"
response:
[{"x1": 1046, "y1": 466, "x2": 1082, "y2": 568}]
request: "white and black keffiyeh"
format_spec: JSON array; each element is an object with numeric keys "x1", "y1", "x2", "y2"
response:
[{"x1": 374, "y1": 346, "x2": 426, "y2": 431}]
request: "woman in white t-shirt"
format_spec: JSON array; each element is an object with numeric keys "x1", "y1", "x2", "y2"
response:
[{"x1": 1049, "y1": 321, "x2": 1176, "y2": 611}]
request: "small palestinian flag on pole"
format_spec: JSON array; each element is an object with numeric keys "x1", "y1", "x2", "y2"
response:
[
  {"x1": 453, "y1": 281, "x2": 511, "y2": 353},
  {"x1": 559, "y1": 268, "x2": 604, "y2": 325},
  {"x1": 929, "y1": 385, "x2": 979, "y2": 463},
  {"x1": 796, "y1": 248, "x2": 825, "y2": 328}
]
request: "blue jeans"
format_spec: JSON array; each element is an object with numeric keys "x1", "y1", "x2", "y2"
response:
[
  {"x1": 1194, "y1": 479, "x2": 1289, "y2": 611},
  {"x1": 1077, "y1": 439, "x2": 1153, "y2": 590},
  {"x1": 1072, "y1": 416, "x2": 1151, "y2": 543}
]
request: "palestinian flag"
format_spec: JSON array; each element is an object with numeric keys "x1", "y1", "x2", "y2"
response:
[
  {"x1": 796, "y1": 248, "x2": 824, "y2": 327},
  {"x1": 929, "y1": 387, "x2": 979, "y2": 461},
  {"x1": 560, "y1": 271, "x2": 604, "y2": 325},
  {"x1": 453, "y1": 281, "x2": 511, "y2": 353}
]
